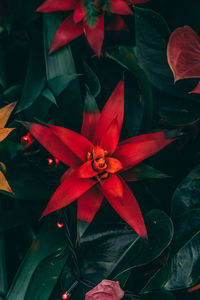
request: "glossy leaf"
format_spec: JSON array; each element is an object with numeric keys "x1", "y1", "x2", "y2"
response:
[
  {"x1": 43, "y1": 14, "x2": 79, "y2": 96},
  {"x1": 6, "y1": 215, "x2": 68, "y2": 300},
  {"x1": 135, "y1": 6, "x2": 200, "y2": 126},
  {"x1": 106, "y1": 46, "x2": 153, "y2": 131},
  {"x1": 0, "y1": 206, "x2": 42, "y2": 233},
  {"x1": 78, "y1": 210, "x2": 173, "y2": 285},
  {"x1": 171, "y1": 164, "x2": 200, "y2": 218}
]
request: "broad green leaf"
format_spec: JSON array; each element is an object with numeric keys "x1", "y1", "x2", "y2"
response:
[
  {"x1": 106, "y1": 46, "x2": 153, "y2": 131},
  {"x1": 18, "y1": 29, "x2": 46, "y2": 111},
  {"x1": 109, "y1": 210, "x2": 173, "y2": 286},
  {"x1": 6, "y1": 215, "x2": 68, "y2": 300},
  {"x1": 171, "y1": 164, "x2": 200, "y2": 218},
  {"x1": 135, "y1": 7, "x2": 200, "y2": 126},
  {"x1": 0, "y1": 206, "x2": 42, "y2": 233},
  {"x1": 7, "y1": 160, "x2": 55, "y2": 201},
  {"x1": 0, "y1": 46, "x2": 6, "y2": 89},
  {"x1": 142, "y1": 231, "x2": 200, "y2": 292},
  {"x1": 82, "y1": 60, "x2": 101, "y2": 97},
  {"x1": 78, "y1": 209, "x2": 173, "y2": 287},
  {"x1": 141, "y1": 290, "x2": 176, "y2": 300},
  {"x1": 43, "y1": 14, "x2": 78, "y2": 97}
]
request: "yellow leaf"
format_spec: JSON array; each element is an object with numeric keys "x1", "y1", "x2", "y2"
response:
[
  {"x1": 0, "y1": 101, "x2": 17, "y2": 128},
  {"x1": 0, "y1": 170, "x2": 13, "y2": 193},
  {"x1": 0, "y1": 128, "x2": 15, "y2": 142}
]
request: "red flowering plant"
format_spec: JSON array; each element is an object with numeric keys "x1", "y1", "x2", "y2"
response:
[
  {"x1": 167, "y1": 25, "x2": 200, "y2": 94},
  {"x1": 36, "y1": 0, "x2": 149, "y2": 57},
  {"x1": 22, "y1": 81, "x2": 174, "y2": 239}
]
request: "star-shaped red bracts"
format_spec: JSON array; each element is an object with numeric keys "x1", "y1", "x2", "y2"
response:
[
  {"x1": 22, "y1": 81, "x2": 174, "y2": 239},
  {"x1": 36, "y1": 0, "x2": 134, "y2": 57}
]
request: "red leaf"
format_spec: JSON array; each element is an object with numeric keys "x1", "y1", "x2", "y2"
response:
[
  {"x1": 93, "y1": 80, "x2": 124, "y2": 144},
  {"x1": 115, "y1": 132, "x2": 174, "y2": 169},
  {"x1": 21, "y1": 122, "x2": 81, "y2": 168},
  {"x1": 100, "y1": 119, "x2": 120, "y2": 154},
  {"x1": 49, "y1": 15, "x2": 83, "y2": 54},
  {"x1": 105, "y1": 15, "x2": 128, "y2": 31},
  {"x1": 77, "y1": 186, "x2": 104, "y2": 223},
  {"x1": 109, "y1": 0, "x2": 133, "y2": 15},
  {"x1": 42, "y1": 167, "x2": 96, "y2": 216},
  {"x1": 83, "y1": 14, "x2": 104, "y2": 57},
  {"x1": 49, "y1": 124, "x2": 94, "y2": 162},
  {"x1": 81, "y1": 89, "x2": 101, "y2": 141},
  {"x1": 101, "y1": 176, "x2": 147, "y2": 239},
  {"x1": 167, "y1": 26, "x2": 200, "y2": 82},
  {"x1": 36, "y1": 0, "x2": 75, "y2": 12},
  {"x1": 100, "y1": 174, "x2": 123, "y2": 199},
  {"x1": 73, "y1": 0, "x2": 87, "y2": 23}
]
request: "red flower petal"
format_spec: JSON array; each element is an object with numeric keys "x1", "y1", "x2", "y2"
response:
[
  {"x1": 83, "y1": 14, "x2": 104, "y2": 57},
  {"x1": 21, "y1": 122, "x2": 81, "y2": 168},
  {"x1": 73, "y1": 0, "x2": 87, "y2": 23},
  {"x1": 49, "y1": 124, "x2": 94, "y2": 162},
  {"x1": 42, "y1": 167, "x2": 96, "y2": 216},
  {"x1": 93, "y1": 80, "x2": 124, "y2": 144},
  {"x1": 189, "y1": 80, "x2": 200, "y2": 94},
  {"x1": 36, "y1": 0, "x2": 75, "y2": 12},
  {"x1": 105, "y1": 15, "x2": 128, "y2": 31},
  {"x1": 77, "y1": 160, "x2": 97, "y2": 178},
  {"x1": 81, "y1": 89, "x2": 101, "y2": 141},
  {"x1": 106, "y1": 157, "x2": 123, "y2": 174},
  {"x1": 100, "y1": 174, "x2": 123, "y2": 199},
  {"x1": 77, "y1": 186, "x2": 104, "y2": 223},
  {"x1": 100, "y1": 119, "x2": 120, "y2": 154},
  {"x1": 49, "y1": 15, "x2": 83, "y2": 54},
  {"x1": 101, "y1": 176, "x2": 147, "y2": 239},
  {"x1": 115, "y1": 132, "x2": 174, "y2": 169},
  {"x1": 60, "y1": 168, "x2": 74, "y2": 183},
  {"x1": 109, "y1": 0, "x2": 133, "y2": 15},
  {"x1": 167, "y1": 26, "x2": 200, "y2": 82},
  {"x1": 119, "y1": 131, "x2": 167, "y2": 145}
]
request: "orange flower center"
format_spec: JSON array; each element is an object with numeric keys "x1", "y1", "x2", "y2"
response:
[{"x1": 86, "y1": 146, "x2": 110, "y2": 179}]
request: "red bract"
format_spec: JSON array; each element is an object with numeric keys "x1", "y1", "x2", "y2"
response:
[
  {"x1": 22, "y1": 81, "x2": 174, "y2": 239},
  {"x1": 167, "y1": 26, "x2": 200, "y2": 83},
  {"x1": 36, "y1": 0, "x2": 133, "y2": 57}
]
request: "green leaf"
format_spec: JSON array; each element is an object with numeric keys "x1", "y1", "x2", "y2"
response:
[
  {"x1": 41, "y1": 88, "x2": 57, "y2": 105},
  {"x1": 106, "y1": 46, "x2": 153, "y2": 131},
  {"x1": 127, "y1": 163, "x2": 170, "y2": 181},
  {"x1": 0, "y1": 206, "x2": 42, "y2": 233},
  {"x1": 82, "y1": 60, "x2": 101, "y2": 97},
  {"x1": 18, "y1": 29, "x2": 46, "y2": 112},
  {"x1": 141, "y1": 291, "x2": 176, "y2": 300},
  {"x1": 142, "y1": 231, "x2": 200, "y2": 292},
  {"x1": 0, "y1": 46, "x2": 6, "y2": 89},
  {"x1": 171, "y1": 164, "x2": 200, "y2": 218},
  {"x1": 109, "y1": 210, "x2": 174, "y2": 286},
  {"x1": 7, "y1": 160, "x2": 55, "y2": 201},
  {"x1": 78, "y1": 209, "x2": 173, "y2": 287},
  {"x1": 43, "y1": 14, "x2": 78, "y2": 97},
  {"x1": 135, "y1": 7, "x2": 200, "y2": 126},
  {"x1": 6, "y1": 215, "x2": 68, "y2": 300}
]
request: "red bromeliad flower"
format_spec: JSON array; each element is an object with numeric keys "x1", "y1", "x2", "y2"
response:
[
  {"x1": 36, "y1": 0, "x2": 148, "y2": 57},
  {"x1": 22, "y1": 81, "x2": 173, "y2": 239},
  {"x1": 167, "y1": 26, "x2": 200, "y2": 94}
]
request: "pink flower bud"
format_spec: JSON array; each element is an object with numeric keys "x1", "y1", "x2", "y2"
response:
[{"x1": 85, "y1": 280, "x2": 124, "y2": 300}]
